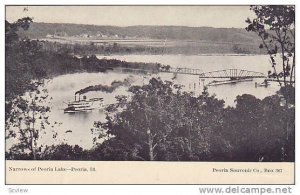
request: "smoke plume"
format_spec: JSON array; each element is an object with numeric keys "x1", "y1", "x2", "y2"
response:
[{"x1": 75, "y1": 77, "x2": 133, "y2": 95}]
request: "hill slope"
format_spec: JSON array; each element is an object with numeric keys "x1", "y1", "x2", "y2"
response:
[{"x1": 19, "y1": 22, "x2": 261, "y2": 44}]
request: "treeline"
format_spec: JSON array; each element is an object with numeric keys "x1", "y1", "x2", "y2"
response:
[
  {"x1": 42, "y1": 41, "x2": 166, "y2": 55},
  {"x1": 6, "y1": 78, "x2": 295, "y2": 162},
  {"x1": 41, "y1": 41, "x2": 263, "y2": 55}
]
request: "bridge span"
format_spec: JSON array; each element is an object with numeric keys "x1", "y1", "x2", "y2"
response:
[
  {"x1": 115, "y1": 67, "x2": 267, "y2": 79},
  {"x1": 160, "y1": 68, "x2": 266, "y2": 79}
]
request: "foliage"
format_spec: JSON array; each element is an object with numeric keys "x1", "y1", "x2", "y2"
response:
[
  {"x1": 245, "y1": 5, "x2": 295, "y2": 160},
  {"x1": 6, "y1": 18, "x2": 53, "y2": 160},
  {"x1": 40, "y1": 144, "x2": 88, "y2": 160},
  {"x1": 246, "y1": 5, "x2": 295, "y2": 87},
  {"x1": 87, "y1": 138, "x2": 144, "y2": 161},
  {"x1": 91, "y1": 78, "x2": 225, "y2": 161},
  {"x1": 6, "y1": 143, "x2": 89, "y2": 160},
  {"x1": 278, "y1": 85, "x2": 295, "y2": 105},
  {"x1": 222, "y1": 94, "x2": 294, "y2": 161},
  {"x1": 5, "y1": 17, "x2": 32, "y2": 44},
  {"x1": 5, "y1": 81, "x2": 54, "y2": 160},
  {"x1": 89, "y1": 78, "x2": 294, "y2": 162}
]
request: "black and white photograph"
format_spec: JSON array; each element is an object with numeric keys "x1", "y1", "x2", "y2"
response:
[{"x1": 4, "y1": 5, "x2": 295, "y2": 184}]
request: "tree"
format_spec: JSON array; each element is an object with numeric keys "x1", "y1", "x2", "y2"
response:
[
  {"x1": 222, "y1": 94, "x2": 294, "y2": 161},
  {"x1": 94, "y1": 78, "x2": 177, "y2": 160},
  {"x1": 5, "y1": 18, "x2": 57, "y2": 160},
  {"x1": 246, "y1": 6, "x2": 295, "y2": 88},
  {"x1": 5, "y1": 81, "x2": 54, "y2": 160},
  {"x1": 245, "y1": 6, "x2": 295, "y2": 159},
  {"x1": 5, "y1": 18, "x2": 34, "y2": 101},
  {"x1": 92, "y1": 78, "x2": 227, "y2": 161},
  {"x1": 5, "y1": 17, "x2": 32, "y2": 44}
]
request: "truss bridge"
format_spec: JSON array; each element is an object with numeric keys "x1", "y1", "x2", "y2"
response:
[
  {"x1": 161, "y1": 67, "x2": 266, "y2": 79},
  {"x1": 198, "y1": 69, "x2": 266, "y2": 79},
  {"x1": 115, "y1": 67, "x2": 267, "y2": 79}
]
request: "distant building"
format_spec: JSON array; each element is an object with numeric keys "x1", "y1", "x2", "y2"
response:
[
  {"x1": 81, "y1": 34, "x2": 89, "y2": 38},
  {"x1": 96, "y1": 32, "x2": 103, "y2": 37},
  {"x1": 46, "y1": 34, "x2": 54, "y2": 38}
]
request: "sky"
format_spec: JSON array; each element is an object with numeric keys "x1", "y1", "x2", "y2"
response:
[{"x1": 6, "y1": 6, "x2": 255, "y2": 28}]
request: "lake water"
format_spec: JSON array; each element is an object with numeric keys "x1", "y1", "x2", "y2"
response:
[{"x1": 8, "y1": 54, "x2": 282, "y2": 150}]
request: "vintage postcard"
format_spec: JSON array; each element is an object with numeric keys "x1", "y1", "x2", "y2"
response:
[{"x1": 5, "y1": 5, "x2": 295, "y2": 184}]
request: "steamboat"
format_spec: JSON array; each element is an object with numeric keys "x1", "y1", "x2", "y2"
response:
[{"x1": 64, "y1": 94, "x2": 104, "y2": 113}]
